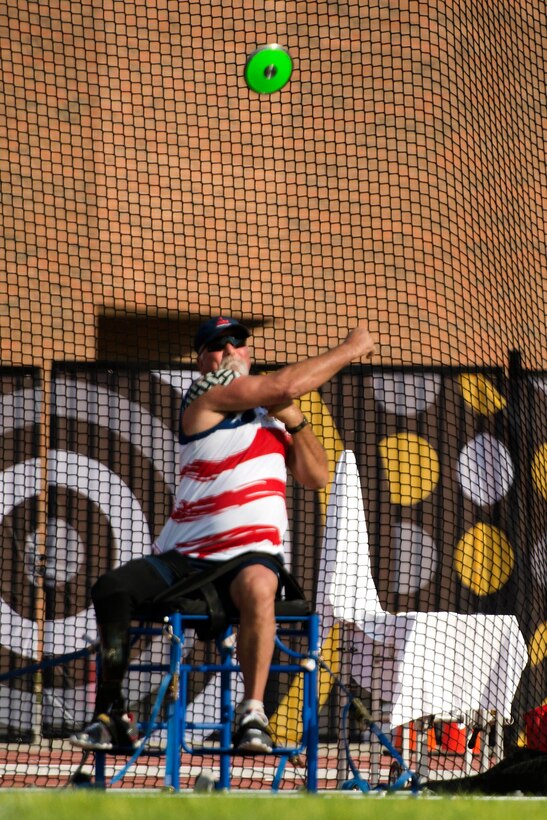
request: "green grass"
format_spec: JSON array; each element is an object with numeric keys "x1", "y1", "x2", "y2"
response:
[{"x1": 0, "y1": 793, "x2": 545, "y2": 820}]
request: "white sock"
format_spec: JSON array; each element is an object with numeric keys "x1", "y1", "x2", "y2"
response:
[{"x1": 241, "y1": 698, "x2": 265, "y2": 715}]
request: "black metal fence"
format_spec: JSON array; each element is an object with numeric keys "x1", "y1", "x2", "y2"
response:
[{"x1": 0, "y1": 358, "x2": 545, "y2": 748}]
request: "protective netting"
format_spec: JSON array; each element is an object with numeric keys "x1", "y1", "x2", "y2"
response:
[{"x1": 1, "y1": 0, "x2": 546, "y2": 791}]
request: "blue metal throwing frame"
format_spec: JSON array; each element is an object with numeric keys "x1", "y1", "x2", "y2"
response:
[{"x1": 91, "y1": 609, "x2": 320, "y2": 792}]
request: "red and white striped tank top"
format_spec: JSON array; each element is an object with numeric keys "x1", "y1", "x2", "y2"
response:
[{"x1": 153, "y1": 370, "x2": 290, "y2": 561}]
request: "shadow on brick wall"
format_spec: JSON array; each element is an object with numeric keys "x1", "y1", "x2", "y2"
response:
[{"x1": 97, "y1": 311, "x2": 263, "y2": 363}]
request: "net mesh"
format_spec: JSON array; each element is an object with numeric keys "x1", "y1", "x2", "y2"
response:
[{"x1": 0, "y1": 0, "x2": 546, "y2": 791}]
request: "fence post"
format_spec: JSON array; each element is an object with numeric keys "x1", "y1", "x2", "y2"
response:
[{"x1": 31, "y1": 361, "x2": 52, "y2": 743}]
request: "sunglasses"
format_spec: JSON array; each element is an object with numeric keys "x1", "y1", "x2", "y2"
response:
[{"x1": 203, "y1": 335, "x2": 247, "y2": 353}]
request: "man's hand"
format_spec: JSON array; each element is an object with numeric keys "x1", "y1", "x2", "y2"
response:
[
  {"x1": 342, "y1": 325, "x2": 376, "y2": 360},
  {"x1": 267, "y1": 401, "x2": 304, "y2": 429}
]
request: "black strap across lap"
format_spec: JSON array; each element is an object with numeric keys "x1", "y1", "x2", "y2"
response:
[{"x1": 135, "y1": 552, "x2": 311, "y2": 639}]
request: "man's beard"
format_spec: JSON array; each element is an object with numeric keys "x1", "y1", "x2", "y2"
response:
[{"x1": 221, "y1": 354, "x2": 250, "y2": 377}]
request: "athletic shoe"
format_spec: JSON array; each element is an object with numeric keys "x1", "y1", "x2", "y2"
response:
[
  {"x1": 233, "y1": 709, "x2": 273, "y2": 754},
  {"x1": 69, "y1": 712, "x2": 138, "y2": 751}
]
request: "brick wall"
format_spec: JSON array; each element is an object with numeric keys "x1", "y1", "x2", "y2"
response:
[{"x1": 1, "y1": 0, "x2": 545, "y2": 369}]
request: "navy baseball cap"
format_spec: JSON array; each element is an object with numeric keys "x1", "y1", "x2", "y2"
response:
[{"x1": 193, "y1": 316, "x2": 250, "y2": 353}]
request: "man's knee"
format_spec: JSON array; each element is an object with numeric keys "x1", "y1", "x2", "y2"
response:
[{"x1": 230, "y1": 564, "x2": 278, "y2": 614}]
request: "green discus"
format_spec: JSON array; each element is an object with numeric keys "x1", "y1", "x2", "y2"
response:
[{"x1": 244, "y1": 44, "x2": 293, "y2": 94}]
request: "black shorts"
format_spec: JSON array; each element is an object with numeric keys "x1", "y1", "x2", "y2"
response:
[
  {"x1": 148, "y1": 551, "x2": 282, "y2": 601},
  {"x1": 92, "y1": 550, "x2": 283, "y2": 625},
  {"x1": 146, "y1": 552, "x2": 283, "y2": 614}
]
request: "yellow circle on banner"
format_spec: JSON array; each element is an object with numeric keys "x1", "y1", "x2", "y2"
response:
[
  {"x1": 378, "y1": 433, "x2": 440, "y2": 506},
  {"x1": 458, "y1": 374, "x2": 507, "y2": 416},
  {"x1": 531, "y1": 443, "x2": 547, "y2": 500},
  {"x1": 454, "y1": 522, "x2": 515, "y2": 595},
  {"x1": 528, "y1": 621, "x2": 547, "y2": 666}
]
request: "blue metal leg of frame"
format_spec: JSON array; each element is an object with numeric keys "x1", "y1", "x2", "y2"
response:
[
  {"x1": 217, "y1": 630, "x2": 235, "y2": 790},
  {"x1": 94, "y1": 750, "x2": 106, "y2": 788},
  {"x1": 165, "y1": 611, "x2": 183, "y2": 791},
  {"x1": 306, "y1": 612, "x2": 319, "y2": 792},
  {"x1": 90, "y1": 610, "x2": 319, "y2": 792}
]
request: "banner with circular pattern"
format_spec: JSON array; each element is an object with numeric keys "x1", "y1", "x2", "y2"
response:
[{"x1": 0, "y1": 363, "x2": 544, "y2": 740}]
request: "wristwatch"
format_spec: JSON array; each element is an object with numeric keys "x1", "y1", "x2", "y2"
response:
[{"x1": 286, "y1": 418, "x2": 309, "y2": 435}]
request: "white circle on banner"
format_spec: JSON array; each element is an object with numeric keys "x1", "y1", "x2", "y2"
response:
[
  {"x1": 44, "y1": 520, "x2": 86, "y2": 586},
  {"x1": 457, "y1": 433, "x2": 515, "y2": 507},
  {"x1": 531, "y1": 376, "x2": 547, "y2": 397},
  {"x1": 0, "y1": 453, "x2": 152, "y2": 658},
  {"x1": 530, "y1": 533, "x2": 547, "y2": 591},
  {"x1": 392, "y1": 521, "x2": 438, "y2": 595},
  {"x1": 373, "y1": 373, "x2": 442, "y2": 417}
]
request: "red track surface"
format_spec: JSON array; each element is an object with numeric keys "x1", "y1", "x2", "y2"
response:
[{"x1": 0, "y1": 742, "x2": 484, "y2": 791}]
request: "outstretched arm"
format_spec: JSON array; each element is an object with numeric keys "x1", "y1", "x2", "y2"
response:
[{"x1": 183, "y1": 324, "x2": 376, "y2": 435}]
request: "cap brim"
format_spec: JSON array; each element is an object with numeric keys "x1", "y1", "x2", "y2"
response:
[{"x1": 196, "y1": 324, "x2": 250, "y2": 353}]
